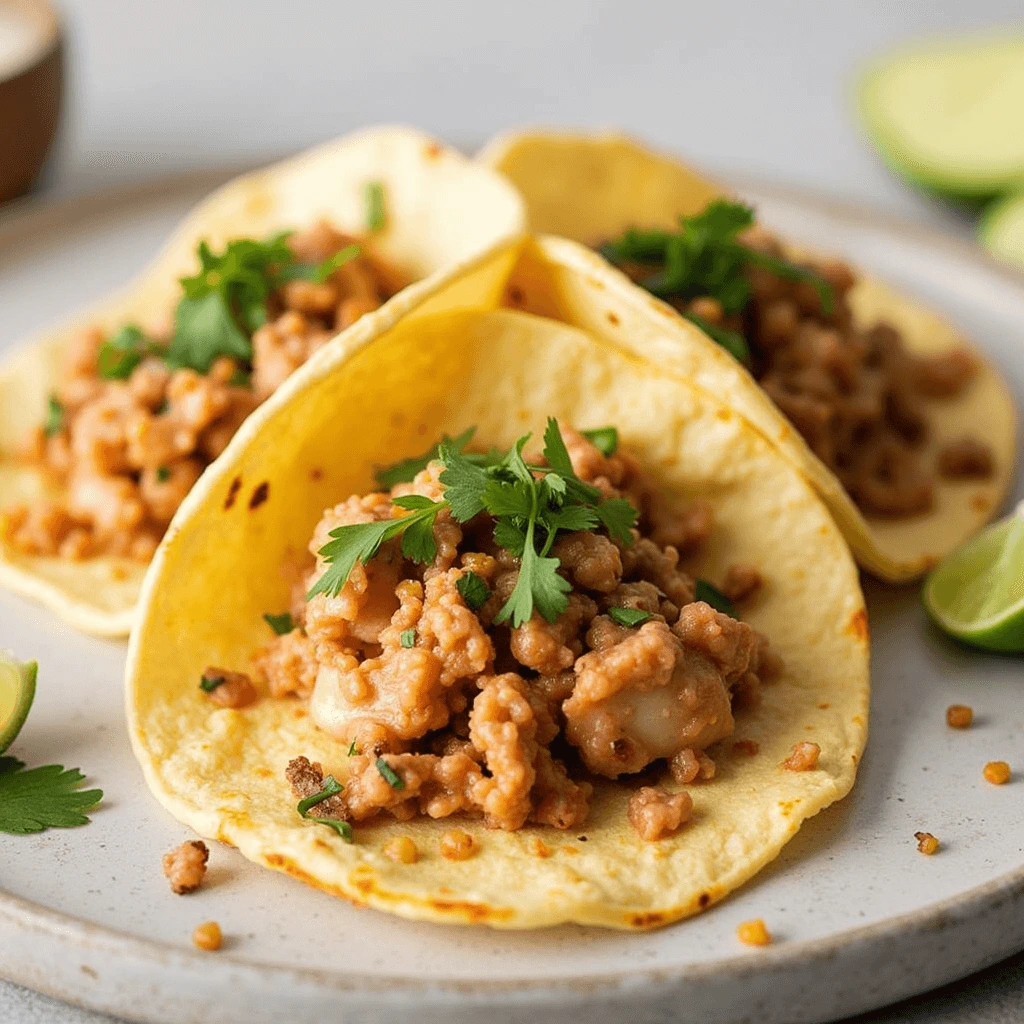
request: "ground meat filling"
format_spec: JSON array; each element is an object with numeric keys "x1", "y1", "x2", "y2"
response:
[
  {"x1": 614, "y1": 227, "x2": 993, "y2": 519},
  {"x1": 3, "y1": 221, "x2": 397, "y2": 562},
  {"x1": 271, "y1": 429, "x2": 779, "y2": 841}
]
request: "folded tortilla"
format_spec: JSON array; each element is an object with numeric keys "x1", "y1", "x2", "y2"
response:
[
  {"x1": 127, "y1": 236, "x2": 869, "y2": 929},
  {"x1": 0, "y1": 125, "x2": 526, "y2": 635},
  {"x1": 479, "y1": 130, "x2": 1017, "y2": 581}
]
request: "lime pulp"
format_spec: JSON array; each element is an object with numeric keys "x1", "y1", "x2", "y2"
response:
[
  {"x1": 924, "y1": 501, "x2": 1024, "y2": 653},
  {"x1": 0, "y1": 653, "x2": 37, "y2": 755}
]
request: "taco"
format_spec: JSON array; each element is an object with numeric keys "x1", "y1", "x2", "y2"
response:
[
  {"x1": 127, "y1": 236, "x2": 869, "y2": 930},
  {"x1": 479, "y1": 130, "x2": 1017, "y2": 581},
  {"x1": 0, "y1": 125, "x2": 525, "y2": 635}
]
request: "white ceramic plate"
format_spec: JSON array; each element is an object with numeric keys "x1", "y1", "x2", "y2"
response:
[{"x1": 0, "y1": 171, "x2": 1022, "y2": 1024}]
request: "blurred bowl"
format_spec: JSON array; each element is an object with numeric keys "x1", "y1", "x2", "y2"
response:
[{"x1": 0, "y1": 0, "x2": 63, "y2": 204}]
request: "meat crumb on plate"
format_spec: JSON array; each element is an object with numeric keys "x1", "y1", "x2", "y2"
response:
[
  {"x1": 162, "y1": 840, "x2": 209, "y2": 894},
  {"x1": 914, "y1": 831, "x2": 940, "y2": 855},
  {"x1": 737, "y1": 918, "x2": 772, "y2": 946},
  {"x1": 192, "y1": 921, "x2": 222, "y2": 951}
]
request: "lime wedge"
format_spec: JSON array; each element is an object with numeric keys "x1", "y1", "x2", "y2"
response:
[
  {"x1": 980, "y1": 191, "x2": 1024, "y2": 270},
  {"x1": 0, "y1": 653, "x2": 37, "y2": 755},
  {"x1": 858, "y1": 35, "x2": 1024, "y2": 200},
  {"x1": 924, "y1": 502, "x2": 1024, "y2": 652}
]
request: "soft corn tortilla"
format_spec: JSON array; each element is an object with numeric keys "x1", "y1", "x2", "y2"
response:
[
  {"x1": 0, "y1": 125, "x2": 526, "y2": 635},
  {"x1": 127, "y1": 237, "x2": 869, "y2": 930},
  {"x1": 479, "y1": 129, "x2": 1017, "y2": 581}
]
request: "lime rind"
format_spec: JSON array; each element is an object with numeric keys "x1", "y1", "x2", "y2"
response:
[
  {"x1": 0, "y1": 653, "x2": 37, "y2": 755},
  {"x1": 979, "y1": 191, "x2": 1024, "y2": 268},
  {"x1": 924, "y1": 503, "x2": 1024, "y2": 652}
]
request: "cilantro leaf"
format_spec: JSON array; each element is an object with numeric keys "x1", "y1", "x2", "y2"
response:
[
  {"x1": 199, "y1": 672, "x2": 226, "y2": 692},
  {"x1": 313, "y1": 243, "x2": 361, "y2": 284},
  {"x1": 493, "y1": 518, "x2": 526, "y2": 556},
  {"x1": 695, "y1": 579, "x2": 738, "y2": 618},
  {"x1": 542, "y1": 503, "x2": 600, "y2": 534},
  {"x1": 374, "y1": 427, "x2": 475, "y2": 489},
  {"x1": 542, "y1": 417, "x2": 575, "y2": 478},
  {"x1": 495, "y1": 519, "x2": 571, "y2": 626},
  {"x1": 263, "y1": 612, "x2": 294, "y2": 635},
  {"x1": 97, "y1": 324, "x2": 152, "y2": 380},
  {"x1": 438, "y1": 440, "x2": 492, "y2": 522},
  {"x1": 456, "y1": 570, "x2": 490, "y2": 611},
  {"x1": 167, "y1": 290, "x2": 252, "y2": 373},
  {"x1": 43, "y1": 394, "x2": 64, "y2": 437},
  {"x1": 744, "y1": 249, "x2": 834, "y2": 315},
  {"x1": 608, "y1": 607, "x2": 653, "y2": 627},
  {"x1": 296, "y1": 774, "x2": 352, "y2": 842},
  {"x1": 581, "y1": 426, "x2": 618, "y2": 457},
  {"x1": 400, "y1": 628, "x2": 416, "y2": 648},
  {"x1": 364, "y1": 180, "x2": 387, "y2": 233},
  {"x1": 684, "y1": 312, "x2": 751, "y2": 365},
  {"x1": 376, "y1": 757, "x2": 404, "y2": 790},
  {"x1": 0, "y1": 761, "x2": 103, "y2": 835},
  {"x1": 595, "y1": 498, "x2": 638, "y2": 545}
]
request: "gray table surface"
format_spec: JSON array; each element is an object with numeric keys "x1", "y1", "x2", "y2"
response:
[{"x1": 3, "y1": 0, "x2": 1023, "y2": 1020}]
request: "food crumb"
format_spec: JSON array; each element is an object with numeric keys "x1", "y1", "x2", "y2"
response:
[
  {"x1": 946, "y1": 704, "x2": 974, "y2": 729},
  {"x1": 440, "y1": 830, "x2": 476, "y2": 860},
  {"x1": 192, "y1": 921, "x2": 222, "y2": 951},
  {"x1": 732, "y1": 739, "x2": 760, "y2": 757},
  {"x1": 781, "y1": 741, "x2": 820, "y2": 772},
  {"x1": 528, "y1": 837, "x2": 552, "y2": 858},
  {"x1": 984, "y1": 761, "x2": 1011, "y2": 785},
  {"x1": 737, "y1": 918, "x2": 772, "y2": 946},
  {"x1": 162, "y1": 840, "x2": 209, "y2": 894},
  {"x1": 914, "y1": 831, "x2": 940, "y2": 855},
  {"x1": 383, "y1": 836, "x2": 418, "y2": 864},
  {"x1": 201, "y1": 667, "x2": 257, "y2": 709}
]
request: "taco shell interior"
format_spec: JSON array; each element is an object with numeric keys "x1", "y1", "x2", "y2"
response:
[
  {"x1": 479, "y1": 130, "x2": 1017, "y2": 581},
  {"x1": 127, "y1": 237, "x2": 869, "y2": 930},
  {"x1": 0, "y1": 125, "x2": 526, "y2": 635}
]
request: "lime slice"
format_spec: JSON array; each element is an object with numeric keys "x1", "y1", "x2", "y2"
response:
[
  {"x1": 858, "y1": 35, "x2": 1024, "y2": 200},
  {"x1": 924, "y1": 502, "x2": 1024, "y2": 652},
  {"x1": 980, "y1": 191, "x2": 1024, "y2": 270},
  {"x1": 0, "y1": 653, "x2": 37, "y2": 755}
]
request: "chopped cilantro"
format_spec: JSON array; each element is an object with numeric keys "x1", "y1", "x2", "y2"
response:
[
  {"x1": 684, "y1": 312, "x2": 751, "y2": 366},
  {"x1": 156, "y1": 465, "x2": 171, "y2": 483},
  {"x1": 399, "y1": 628, "x2": 416, "y2": 648},
  {"x1": 97, "y1": 324, "x2": 152, "y2": 380},
  {"x1": 376, "y1": 757, "x2": 404, "y2": 790},
  {"x1": 230, "y1": 367, "x2": 252, "y2": 389},
  {"x1": 347, "y1": 741, "x2": 359, "y2": 756},
  {"x1": 199, "y1": 672, "x2": 226, "y2": 693},
  {"x1": 456, "y1": 571, "x2": 490, "y2": 611},
  {"x1": 0, "y1": 757, "x2": 103, "y2": 835},
  {"x1": 364, "y1": 180, "x2": 386, "y2": 233},
  {"x1": 581, "y1": 426, "x2": 619, "y2": 457},
  {"x1": 263, "y1": 612, "x2": 294, "y2": 635},
  {"x1": 695, "y1": 579, "x2": 738, "y2": 618},
  {"x1": 600, "y1": 199, "x2": 834, "y2": 345},
  {"x1": 296, "y1": 774, "x2": 352, "y2": 842},
  {"x1": 311, "y1": 419, "x2": 638, "y2": 626},
  {"x1": 43, "y1": 394, "x2": 64, "y2": 437},
  {"x1": 312, "y1": 243, "x2": 361, "y2": 284},
  {"x1": 374, "y1": 426, "x2": 476, "y2": 489},
  {"x1": 607, "y1": 607, "x2": 653, "y2": 627}
]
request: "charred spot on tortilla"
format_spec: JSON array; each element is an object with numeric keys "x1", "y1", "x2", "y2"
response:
[
  {"x1": 224, "y1": 476, "x2": 243, "y2": 510},
  {"x1": 248, "y1": 482, "x2": 270, "y2": 511}
]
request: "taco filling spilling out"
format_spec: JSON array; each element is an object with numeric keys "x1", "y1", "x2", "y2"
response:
[
  {"x1": 207, "y1": 420, "x2": 780, "y2": 843},
  {"x1": 599, "y1": 200, "x2": 993, "y2": 519},
  {"x1": 3, "y1": 215, "x2": 401, "y2": 565}
]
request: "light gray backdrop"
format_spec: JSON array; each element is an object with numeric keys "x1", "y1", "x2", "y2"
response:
[{"x1": 3, "y1": 0, "x2": 1023, "y2": 1021}]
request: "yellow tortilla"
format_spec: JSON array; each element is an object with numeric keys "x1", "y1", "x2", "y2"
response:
[
  {"x1": 479, "y1": 130, "x2": 1017, "y2": 581},
  {"x1": 0, "y1": 125, "x2": 526, "y2": 635},
  {"x1": 127, "y1": 237, "x2": 869, "y2": 930}
]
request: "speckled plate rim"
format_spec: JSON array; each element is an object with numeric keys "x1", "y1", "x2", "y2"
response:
[{"x1": 1, "y1": 171, "x2": 1022, "y2": 1024}]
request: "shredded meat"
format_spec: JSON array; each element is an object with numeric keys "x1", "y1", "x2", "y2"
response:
[
  {"x1": 510, "y1": 592, "x2": 597, "y2": 675},
  {"x1": 5, "y1": 221, "x2": 396, "y2": 564},
  {"x1": 721, "y1": 564, "x2": 763, "y2": 604},
  {"x1": 203, "y1": 668, "x2": 257, "y2": 709},
  {"x1": 627, "y1": 786, "x2": 693, "y2": 840},
  {"x1": 937, "y1": 437, "x2": 995, "y2": 479},
  {"x1": 162, "y1": 840, "x2": 209, "y2": 894},
  {"x1": 781, "y1": 741, "x2": 821, "y2": 772},
  {"x1": 552, "y1": 531, "x2": 622, "y2": 592},
  {"x1": 255, "y1": 629, "x2": 319, "y2": 699}
]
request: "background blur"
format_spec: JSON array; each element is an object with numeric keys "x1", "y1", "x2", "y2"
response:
[{"x1": 28, "y1": 0, "x2": 1022, "y2": 232}]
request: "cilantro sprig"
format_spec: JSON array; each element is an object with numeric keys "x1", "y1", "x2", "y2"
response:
[
  {"x1": 600, "y1": 200, "x2": 834, "y2": 344},
  {"x1": 296, "y1": 774, "x2": 352, "y2": 841},
  {"x1": 0, "y1": 756, "x2": 103, "y2": 835},
  {"x1": 308, "y1": 420, "x2": 638, "y2": 626},
  {"x1": 695, "y1": 578, "x2": 738, "y2": 618},
  {"x1": 43, "y1": 394, "x2": 64, "y2": 437}
]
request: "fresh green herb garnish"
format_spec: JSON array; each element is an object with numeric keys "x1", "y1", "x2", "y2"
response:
[
  {"x1": 97, "y1": 324, "x2": 154, "y2": 380},
  {"x1": 311, "y1": 420, "x2": 638, "y2": 626},
  {"x1": 364, "y1": 180, "x2": 386, "y2": 233},
  {"x1": 311, "y1": 243, "x2": 361, "y2": 284},
  {"x1": 156, "y1": 465, "x2": 171, "y2": 483},
  {"x1": 607, "y1": 607, "x2": 653, "y2": 627},
  {"x1": 581, "y1": 426, "x2": 619, "y2": 457},
  {"x1": 399, "y1": 628, "x2": 416, "y2": 648},
  {"x1": 600, "y1": 200, "x2": 834, "y2": 339},
  {"x1": 229, "y1": 367, "x2": 252, "y2": 389},
  {"x1": 456, "y1": 571, "x2": 490, "y2": 611},
  {"x1": 373, "y1": 426, "x2": 477, "y2": 489},
  {"x1": 166, "y1": 232, "x2": 295, "y2": 373},
  {"x1": 347, "y1": 741, "x2": 359, "y2": 756},
  {"x1": 296, "y1": 774, "x2": 352, "y2": 842},
  {"x1": 695, "y1": 579, "x2": 738, "y2": 618},
  {"x1": 199, "y1": 673, "x2": 226, "y2": 693},
  {"x1": 684, "y1": 312, "x2": 751, "y2": 366},
  {"x1": 263, "y1": 612, "x2": 294, "y2": 635},
  {"x1": 43, "y1": 394, "x2": 64, "y2": 438},
  {"x1": 376, "y1": 758, "x2": 404, "y2": 790},
  {"x1": 0, "y1": 757, "x2": 103, "y2": 835}
]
